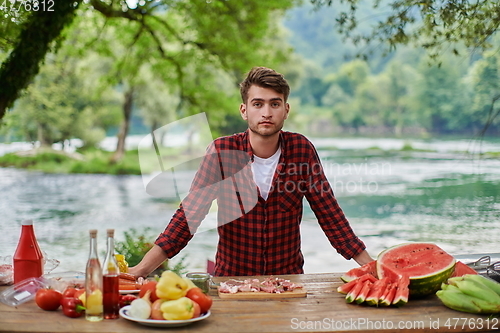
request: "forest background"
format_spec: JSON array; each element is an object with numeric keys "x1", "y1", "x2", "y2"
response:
[{"x1": 0, "y1": 0, "x2": 499, "y2": 172}]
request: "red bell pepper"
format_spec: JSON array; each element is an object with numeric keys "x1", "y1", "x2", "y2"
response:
[
  {"x1": 60, "y1": 297, "x2": 85, "y2": 318},
  {"x1": 119, "y1": 294, "x2": 138, "y2": 308}
]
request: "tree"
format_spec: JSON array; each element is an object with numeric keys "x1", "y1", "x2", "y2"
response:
[
  {"x1": 466, "y1": 52, "x2": 500, "y2": 135},
  {"x1": 412, "y1": 59, "x2": 463, "y2": 133},
  {"x1": 0, "y1": 0, "x2": 296, "y2": 131},
  {"x1": 3, "y1": 49, "x2": 121, "y2": 148},
  {"x1": 84, "y1": 0, "x2": 296, "y2": 162},
  {"x1": 311, "y1": 0, "x2": 500, "y2": 60},
  {"x1": 0, "y1": 0, "x2": 83, "y2": 119}
]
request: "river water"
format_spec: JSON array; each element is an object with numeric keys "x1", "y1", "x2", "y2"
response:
[{"x1": 1, "y1": 136, "x2": 499, "y2": 275}]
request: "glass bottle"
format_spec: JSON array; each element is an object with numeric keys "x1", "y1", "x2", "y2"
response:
[
  {"x1": 85, "y1": 229, "x2": 103, "y2": 322},
  {"x1": 13, "y1": 219, "x2": 44, "y2": 284},
  {"x1": 102, "y1": 229, "x2": 120, "y2": 319}
]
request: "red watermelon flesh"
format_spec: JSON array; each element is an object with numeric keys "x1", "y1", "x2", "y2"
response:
[
  {"x1": 392, "y1": 275, "x2": 410, "y2": 307},
  {"x1": 355, "y1": 280, "x2": 373, "y2": 304},
  {"x1": 451, "y1": 261, "x2": 478, "y2": 277},
  {"x1": 377, "y1": 243, "x2": 456, "y2": 297},
  {"x1": 365, "y1": 277, "x2": 389, "y2": 306},
  {"x1": 341, "y1": 260, "x2": 377, "y2": 283},
  {"x1": 337, "y1": 273, "x2": 378, "y2": 294}
]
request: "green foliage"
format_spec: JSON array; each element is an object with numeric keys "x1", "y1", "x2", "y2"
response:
[
  {"x1": 0, "y1": 150, "x2": 72, "y2": 169},
  {"x1": 0, "y1": 148, "x2": 141, "y2": 175},
  {"x1": 311, "y1": 0, "x2": 500, "y2": 60},
  {"x1": 115, "y1": 227, "x2": 188, "y2": 276},
  {"x1": 0, "y1": 0, "x2": 83, "y2": 117}
]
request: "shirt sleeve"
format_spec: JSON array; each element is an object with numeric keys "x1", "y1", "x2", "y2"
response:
[
  {"x1": 304, "y1": 144, "x2": 366, "y2": 260},
  {"x1": 155, "y1": 142, "x2": 221, "y2": 258}
]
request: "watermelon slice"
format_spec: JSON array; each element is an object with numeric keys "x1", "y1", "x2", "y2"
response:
[
  {"x1": 365, "y1": 277, "x2": 389, "y2": 306},
  {"x1": 392, "y1": 275, "x2": 410, "y2": 307},
  {"x1": 451, "y1": 261, "x2": 478, "y2": 277},
  {"x1": 377, "y1": 243, "x2": 456, "y2": 298},
  {"x1": 341, "y1": 261, "x2": 377, "y2": 283},
  {"x1": 337, "y1": 273, "x2": 378, "y2": 294},
  {"x1": 345, "y1": 278, "x2": 366, "y2": 303},
  {"x1": 379, "y1": 283, "x2": 396, "y2": 306},
  {"x1": 355, "y1": 280, "x2": 373, "y2": 304}
]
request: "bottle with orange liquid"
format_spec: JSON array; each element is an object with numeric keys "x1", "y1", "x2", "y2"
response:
[
  {"x1": 13, "y1": 220, "x2": 43, "y2": 284},
  {"x1": 102, "y1": 229, "x2": 120, "y2": 319}
]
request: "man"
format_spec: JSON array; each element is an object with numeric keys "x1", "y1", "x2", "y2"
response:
[{"x1": 130, "y1": 67, "x2": 372, "y2": 277}]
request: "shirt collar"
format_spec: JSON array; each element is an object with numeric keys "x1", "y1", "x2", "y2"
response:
[{"x1": 244, "y1": 129, "x2": 285, "y2": 162}]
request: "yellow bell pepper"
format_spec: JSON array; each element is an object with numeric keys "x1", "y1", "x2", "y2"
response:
[
  {"x1": 115, "y1": 254, "x2": 129, "y2": 273},
  {"x1": 156, "y1": 270, "x2": 189, "y2": 300},
  {"x1": 160, "y1": 297, "x2": 195, "y2": 320},
  {"x1": 183, "y1": 277, "x2": 197, "y2": 290}
]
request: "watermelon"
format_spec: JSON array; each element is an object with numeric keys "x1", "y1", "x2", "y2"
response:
[
  {"x1": 392, "y1": 275, "x2": 410, "y2": 307},
  {"x1": 379, "y1": 283, "x2": 396, "y2": 306},
  {"x1": 365, "y1": 277, "x2": 389, "y2": 306},
  {"x1": 337, "y1": 273, "x2": 377, "y2": 294},
  {"x1": 341, "y1": 261, "x2": 377, "y2": 283},
  {"x1": 377, "y1": 243, "x2": 456, "y2": 298},
  {"x1": 451, "y1": 261, "x2": 478, "y2": 277},
  {"x1": 355, "y1": 280, "x2": 373, "y2": 304},
  {"x1": 345, "y1": 278, "x2": 366, "y2": 303}
]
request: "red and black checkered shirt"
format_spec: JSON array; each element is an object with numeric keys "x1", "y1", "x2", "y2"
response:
[{"x1": 155, "y1": 130, "x2": 366, "y2": 276}]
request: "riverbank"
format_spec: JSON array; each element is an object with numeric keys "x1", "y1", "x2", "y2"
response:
[
  {"x1": 0, "y1": 147, "x2": 141, "y2": 174},
  {"x1": 1, "y1": 136, "x2": 500, "y2": 176}
]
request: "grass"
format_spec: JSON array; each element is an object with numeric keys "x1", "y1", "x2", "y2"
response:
[{"x1": 0, "y1": 147, "x2": 142, "y2": 175}]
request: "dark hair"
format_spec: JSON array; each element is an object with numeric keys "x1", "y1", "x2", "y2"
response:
[{"x1": 239, "y1": 67, "x2": 290, "y2": 103}]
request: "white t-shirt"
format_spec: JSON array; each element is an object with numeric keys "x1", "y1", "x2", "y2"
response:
[{"x1": 251, "y1": 147, "x2": 281, "y2": 200}]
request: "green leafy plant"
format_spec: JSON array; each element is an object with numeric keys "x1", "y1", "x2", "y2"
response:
[{"x1": 115, "y1": 227, "x2": 188, "y2": 276}]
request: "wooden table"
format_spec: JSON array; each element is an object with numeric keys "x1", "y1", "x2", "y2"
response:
[{"x1": 0, "y1": 273, "x2": 498, "y2": 332}]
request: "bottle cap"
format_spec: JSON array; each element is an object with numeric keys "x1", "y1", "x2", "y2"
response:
[
  {"x1": 107, "y1": 229, "x2": 114, "y2": 237},
  {"x1": 89, "y1": 229, "x2": 97, "y2": 238},
  {"x1": 21, "y1": 219, "x2": 33, "y2": 226}
]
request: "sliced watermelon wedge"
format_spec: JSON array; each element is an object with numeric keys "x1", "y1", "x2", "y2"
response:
[
  {"x1": 451, "y1": 261, "x2": 478, "y2": 277},
  {"x1": 341, "y1": 261, "x2": 377, "y2": 283},
  {"x1": 355, "y1": 280, "x2": 373, "y2": 304},
  {"x1": 392, "y1": 275, "x2": 410, "y2": 307},
  {"x1": 379, "y1": 283, "x2": 397, "y2": 306},
  {"x1": 345, "y1": 278, "x2": 366, "y2": 303},
  {"x1": 365, "y1": 277, "x2": 389, "y2": 306},
  {"x1": 337, "y1": 273, "x2": 378, "y2": 294}
]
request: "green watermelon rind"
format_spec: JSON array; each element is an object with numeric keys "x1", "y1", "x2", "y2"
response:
[{"x1": 377, "y1": 242, "x2": 456, "y2": 298}]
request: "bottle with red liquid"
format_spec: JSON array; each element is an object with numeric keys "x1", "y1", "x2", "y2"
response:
[
  {"x1": 102, "y1": 229, "x2": 120, "y2": 319},
  {"x1": 13, "y1": 220, "x2": 44, "y2": 284}
]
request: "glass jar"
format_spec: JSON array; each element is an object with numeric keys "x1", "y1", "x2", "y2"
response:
[{"x1": 186, "y1": 272, "x2": 211, "y2": 294}]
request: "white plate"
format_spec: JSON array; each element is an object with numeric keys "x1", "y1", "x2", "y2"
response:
[
  {"x1": 119, "y1": 289, "x2": 140, "y2": 294},
  {"x1": 119, "y1": 305, "x2": 211, "y2": 327}
]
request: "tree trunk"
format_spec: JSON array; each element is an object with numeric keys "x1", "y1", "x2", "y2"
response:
[
  {"x1": 37, "y1": 123, "x2": 51, "y2": 147},
  {"x1": 110, "y1": 87, "x2": 134, "y2": 164}
]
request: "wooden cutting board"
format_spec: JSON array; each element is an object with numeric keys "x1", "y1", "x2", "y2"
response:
[{"x1": 218, "y1": 287, "x2": 307, "y2": 300}]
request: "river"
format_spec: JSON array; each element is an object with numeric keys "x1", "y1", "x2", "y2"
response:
[{"x1": 1, "y1": 136, "x2": 499, "y2": 275}]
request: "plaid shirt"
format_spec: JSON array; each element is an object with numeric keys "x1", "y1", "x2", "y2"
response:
[{"x1": 155, "y1": 130, "x2": 366, "y2": 276}]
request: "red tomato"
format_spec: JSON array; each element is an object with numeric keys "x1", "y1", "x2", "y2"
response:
[
  {"x1": 73, "y1": 289, "x2": 85, "y2": 299},
  {"x1": 62, "y1": 287, "x2": 81, "y2": 298},
  {"x1": 139, "y1": 280, "x2": 159, "y2": 302},
  {"x1": 186, "y1": 287, "x2": 212, "y2": 314},
  {"x1": 35, "y1": 288, "x2": 63, "y2": 311}
]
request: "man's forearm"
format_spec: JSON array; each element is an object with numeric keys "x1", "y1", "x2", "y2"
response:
[
  {"x1": 128, "y1": 244, "x2": 169, "y2": 278},
  {"x1": 353, "y1": 250, "x2": 374, "y2": 266}
]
